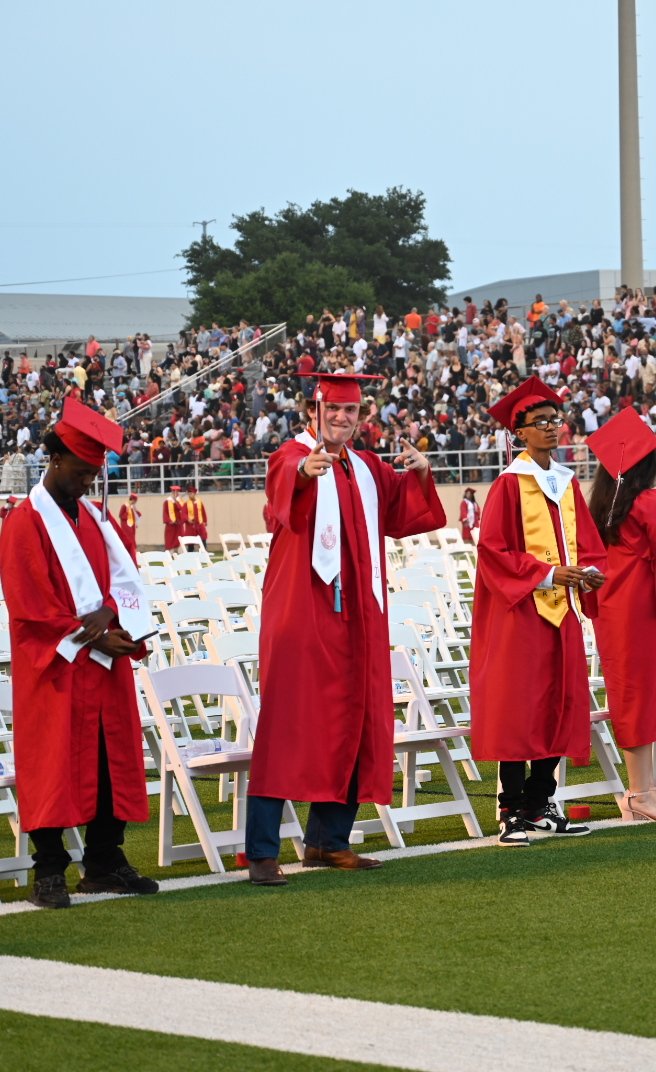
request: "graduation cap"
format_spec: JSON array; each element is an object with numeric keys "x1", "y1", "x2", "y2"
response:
[
  {"x1": 587, "y1": 407, "x2": 656, "y2": 479},
  {"x1": 54, "y1": 397, "x2": 123, "y2": 466},
  {"x1": 298, "y1": 372, "x2": 383, "y2": 404},
  {"x1": 487, "y1": 376, "x2": 562, "y2": 431},
  {"x1": 587, "y1": 407, "x2": 656, "y2": 527}
]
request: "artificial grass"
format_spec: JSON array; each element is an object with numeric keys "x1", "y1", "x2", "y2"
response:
[
  {"x1": 2, "y1": 825, "x2": 655, "y2": 1039},
  {"x1": 0, "y1": 754, "x2": 624, "y2": 903},
  {"x1": 0, "y1": 1010, "x2": 405, "y2": 1072}
]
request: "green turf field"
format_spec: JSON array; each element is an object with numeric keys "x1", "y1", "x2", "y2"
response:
[{"x1": 2, "y1": 825, "x2": 655, "y2": 1039}]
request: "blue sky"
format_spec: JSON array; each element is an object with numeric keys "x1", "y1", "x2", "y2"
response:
[{"x1": 2, "y1": 0, "x2": 654, "y2": 301}]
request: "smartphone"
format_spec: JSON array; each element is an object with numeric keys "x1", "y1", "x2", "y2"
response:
[{"x1": 132, "y1": 628, "x2": 159, "y2": 644}]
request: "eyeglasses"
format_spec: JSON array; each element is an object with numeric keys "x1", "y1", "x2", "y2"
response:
[{"x1": 523, "y1": 417, "x2": 565, "y2": 430}]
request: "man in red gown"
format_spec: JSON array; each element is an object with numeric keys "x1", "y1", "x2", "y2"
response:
[
  {"x1": 183, "y1": 485, "x2": 208, "y2": 546},
  {"x1": 246, "y1": 374, "x2": 447, "y2": 885},
  {"x1": 470, "y1": 378, "x2": 607, "y2": 846},
  {"x1": 0, "y1": 398, "x2": 158, "y2": 908},
  {"x1": 459, "y1": 487, "x2": 480, "y2": 542},
  {"x1": 162, "y1": 484, "x2": 183, "y2": 551},
  {"x1": 119, "y1": 492, "x2": 141, "y2": 555}
]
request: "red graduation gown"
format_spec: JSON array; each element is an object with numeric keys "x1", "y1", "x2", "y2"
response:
[
  {"x1": 593, "y1": 489, "x2": 656, "y2": 748},
  {"x1": 163, "y1": 498, "x2": 183, "y2": 550},
  {"x1": 183, "y1": 500, "x2": 208, "y2": 543},
  {"x1": 119, "y1": 503, "x2": 139, "y2": 555},
  {"x1": 470, "y1": 473, "x2": 607, "y2": 762},
  {"x1": 0, "y1": 500, "x2": 148, "y2": 831},
  {"x1": 248, "y1": 442, "x2": 446, "y2": 805}
]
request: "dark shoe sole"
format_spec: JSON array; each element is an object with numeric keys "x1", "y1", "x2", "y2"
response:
[
  {"x1": 28, "y1": 895, "x2": 70, "y2": 909},
  {"x1": 302, "y1": 858, "x2": 383, "y2": 870},
  {"x1": 249, "y1": 876, "x2": 288, "y2": 886},
  {"x1": 76, "y1": 881, "x2": 159, "y2": 895}
]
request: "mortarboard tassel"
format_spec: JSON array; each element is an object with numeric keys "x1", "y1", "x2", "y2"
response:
[
  {"x1": 504, "y1": 429, "x2": 514, "y2": 468},
  {"x1": 315, "y1": 386, "x2": 323, "y2": 446},
  {"x1": 101, "y1": 457, "x2": 109, "y2": 521},
  {"x1": 606, "y1": 442, "x2": 625, "y2": 528}
]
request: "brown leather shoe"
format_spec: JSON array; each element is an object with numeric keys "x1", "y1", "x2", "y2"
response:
[
  {"x1": 248, "y1": 858, "x2": 288, "y2": 886},
  {"x1": 303, "y1": 846, "x2": 383, "y2": 870}
]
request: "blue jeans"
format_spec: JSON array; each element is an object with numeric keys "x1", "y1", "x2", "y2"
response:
[{"x1": 246, "y1": 769, "x2": 360, "y2": 860}]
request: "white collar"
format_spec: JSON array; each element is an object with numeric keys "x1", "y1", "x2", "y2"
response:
[{"x1": 505, "y1": 451, "x2": 574, "y2": 503}]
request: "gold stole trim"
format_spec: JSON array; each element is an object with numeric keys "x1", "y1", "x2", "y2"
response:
[
  {"x1": 517, "y1": 470, "x2": 581, "y2": 627},
  {"x1": 126, "y1": 505, "x2": 134, "y2": 528},
  {"x1": 187, "y1": 499, "x2": 195, "y2": 522},
  {"x1": 167, "y1": 499, "x2": 177, "y2": 523}
]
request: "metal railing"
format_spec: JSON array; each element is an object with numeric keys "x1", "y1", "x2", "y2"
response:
[
  {"x1": 116, "y1": 322, "x2": 287, "y2": 426},
  {"x1": 57, "y1": 445, "x2": 599, "y2": 497}
]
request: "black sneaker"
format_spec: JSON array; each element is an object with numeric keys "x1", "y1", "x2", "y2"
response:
[
  {"x1": 29, "y1": 874, "x2": 71, "y2": 909},
  {"x1": 76, "y1": 864, "x2": 159, "y2": 895},
  {"x1": 522, "y1": 802, "x2": 591, "y2": 836},
  {"x1": 498, "y1": 812, "x2": 530, "y2": 847}
]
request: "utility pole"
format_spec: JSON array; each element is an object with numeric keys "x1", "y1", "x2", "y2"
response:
[
  {"x1": 193, "y1": 218, "x2": 216, "y2": 240},
  {"x1": 618, "y1": 0, "x2": 643, "y2": 290}
]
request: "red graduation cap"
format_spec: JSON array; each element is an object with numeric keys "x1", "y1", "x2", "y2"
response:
[
  {"x1": 187, "y1": 485, "x2": 198, "y2": 494},
  {"x1": 298, "y1": 372, "x2": 383, "y2": 404},
  {"x1": 487, "y1": 376, "x2": 562, "y2": 431},
  {"x1": 586, "y1": 407, "x2": 656, "y2": 479},
  {"x1": 170, "y1": 485, "x2": 182, "y2": 492},
  {"x1": 55, "y1": 397, "x2": 123, "y2": 466},
  {"x1": 129, "y1": 492, "x2": 139, "y2": 501}
]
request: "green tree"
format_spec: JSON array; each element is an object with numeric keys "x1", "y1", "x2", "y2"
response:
[{"x1": 181, "y1": 187, "x2": 450, "y2": 326}]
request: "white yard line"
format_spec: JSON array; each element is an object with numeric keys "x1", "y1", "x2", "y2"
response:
[
  {"x1": 0, "y1": 954, "x2": 653, "y2": 1072},
  {"x1": 0, "y1": 817, "x2": 634, "y2": 918}
]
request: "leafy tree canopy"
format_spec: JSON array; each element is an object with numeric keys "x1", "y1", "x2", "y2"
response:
[{"x1": 181, "y1": 187, "x2": 450, "y2": 327}]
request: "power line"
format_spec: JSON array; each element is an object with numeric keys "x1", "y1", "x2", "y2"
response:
[{"x1": 0, "y1": 268, "x2": 184, "y2": 288}]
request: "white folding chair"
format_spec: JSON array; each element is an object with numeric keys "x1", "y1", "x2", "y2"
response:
[
  {"x1": 138, "y1": 551, "x2": 174, "y2": 568},
  {"x1": 247, "y1": 533, "x2": 273, "y2": 550},
  {"x1": 177, "y1": 535, "x2": 211, "y2": 562},
  {"x1": 218, "y1": 533, "x2": 247, "y2": 558},
  {"x1": 0, "y1": 681, "x2": 83, "y2": 885},
  {"x1": 351, "y1": 650, "x2": 482, "y2": 848},
  {"x1": 139, "y1": 663, "x2": 304, "y2": 872}
]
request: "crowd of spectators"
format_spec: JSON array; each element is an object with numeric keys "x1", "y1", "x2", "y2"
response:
[{"x1": 2, "y1": 284, "x2": 656, "y2": 496}]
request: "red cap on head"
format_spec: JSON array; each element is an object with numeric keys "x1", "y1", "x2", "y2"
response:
[
  {"x1": 587, "y1": 407, "x2": 656, "y2": 479},
  {"x1": 129, "y1": 492, "x2": 138, "y2": 501},
  {"x1": 187, "y1": 485, "x2": 197, "y2": 494},
  {"x1": 297, "y1": 372, "x2": 383, "y2": 404},
  {"x1": 54, "y1": 398, "x2": 123, "y2": 466},
  {"x1": 170, "y1": 485, "x2": 181, "y2": 492},
  {"x1": 487, "y1": 376, "x2": 562, "y2": 431}
]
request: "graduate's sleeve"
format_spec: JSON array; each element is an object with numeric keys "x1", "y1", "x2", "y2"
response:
[
  {"x1": 366, "y1": 454, "x2": 446, "y2": 539},
  {"x1": 119, "y1": 504, "x2": 127, "y2": 522},
  {"x1": 264, "y1": 442, "x2": 317, "y2": 534},
  {"x1": 571, "y1": 479, "x2": 608, "y2": 619},
  {"x1": 0, "y1": 506, "x2": 93, "y2": 672},
  {"x1": 476, "y1": 474, "x2": 555, "y2": 609}
]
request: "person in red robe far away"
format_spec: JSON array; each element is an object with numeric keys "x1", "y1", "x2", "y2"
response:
[
  {"x1": 459, "y1": 487, "x2": 481, "y2": 543},
  {"x1": 469, "y1": 377, "x2": 607, "y2": 847},
  {"x1": 587, "y1": 407, "x2": 656, "y2": 822},
  {"x1": 245, "y1": 373, "x2": 447, "y2": 886},
  {"x1": 0, "y1": 398, "x2": 158, "y2": 909},
  {"x1": 162, "y1": 485, "x2": 183, "y2": 551},
  {"x1": 118, "y1": 492, "x2": 141, "y2": 555},
  {"x1": 183, "y1": 485, "x2": 208, "y2": 546}
]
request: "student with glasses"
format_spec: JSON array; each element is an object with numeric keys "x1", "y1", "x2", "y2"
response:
[{"x1": 469, "y1": 377, "x2": 607, "y2": 846}]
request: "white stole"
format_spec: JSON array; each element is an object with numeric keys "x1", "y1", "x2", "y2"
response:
[
  {"x1": 30, "y1": 478, "x2": 153, "y2": 667},
  {"x1": 295, "y1": 432, "x2": 383, "y2": 612}
]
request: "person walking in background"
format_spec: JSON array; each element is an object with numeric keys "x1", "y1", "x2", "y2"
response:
[
  {"x1": 470, "y1": 377, "x2": 607, "y2": 846},
  {"x1": 459, "y1": 487, "x2": 480, "y2": 543},
  {"x1": 119, "y1": 492, "x2": 141, "y2": 556},
  {"x1": 587, "y1": 408, "x2": 656, "y2": 822},
  {"x1": 183, "y1": 485, "x2": 208, "y2": 547},
  {"x1": 162, "y1": 484, "x2": 183, "y2": 551}
]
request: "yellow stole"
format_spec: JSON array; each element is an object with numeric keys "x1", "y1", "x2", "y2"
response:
[
  {"x1": 516, "y1": 454, "x2": 581, "y2": 627},
  {"x1": 186, "y1": 498, "x2": 203, "y2": 522},
  {"x1": 125, "y1": 505, "x2": 135, "y2": 528},
  {"x1": 167, "y1": 498, "x2": 178, "y2": 522}
]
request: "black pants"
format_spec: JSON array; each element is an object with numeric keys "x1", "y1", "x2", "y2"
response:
[
  {"x1": 28, "y1": 730, "x2": 128, "y2": 881},
  {"x1": 498, "y1": 757, "x2": 560, "y2": 814},
  {"x1": 246, "y1": 768, "x2": 360, "y2": 860}
]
